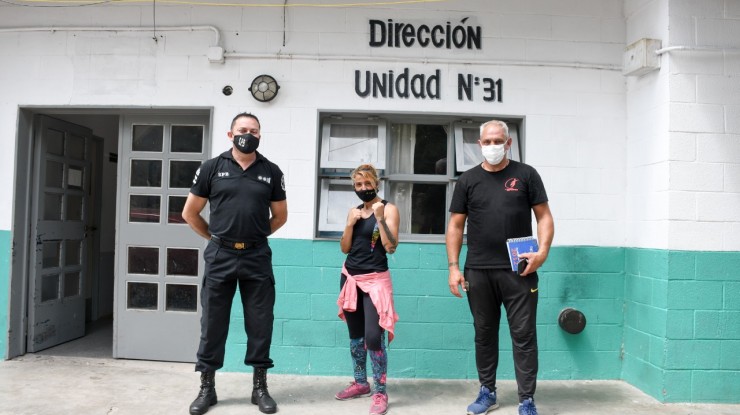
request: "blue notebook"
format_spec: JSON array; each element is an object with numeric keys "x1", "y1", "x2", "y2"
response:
[{"x1": 506, "y1": 236, "x2": 539, "y2": 271}]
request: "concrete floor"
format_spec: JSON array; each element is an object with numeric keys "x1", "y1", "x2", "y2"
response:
[{"x1": 1, "y1": 321, "x2": 737, "y2": 415}]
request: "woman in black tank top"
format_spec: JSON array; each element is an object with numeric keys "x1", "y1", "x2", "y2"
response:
[{"x1": 335, "y1": 164, "x2": 399, "y2": 415}]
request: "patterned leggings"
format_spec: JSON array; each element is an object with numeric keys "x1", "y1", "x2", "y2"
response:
[{"x1": 342, "y1": 277, "x2": 387, "y2": 394}]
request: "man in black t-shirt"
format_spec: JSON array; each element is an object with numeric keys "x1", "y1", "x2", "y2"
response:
[
  {"x1": 446, "y1": 120, "x2": 554, "y2": 415},
  {"x1": 182, "y1": 112, "x2": 287, "y2": 415}
]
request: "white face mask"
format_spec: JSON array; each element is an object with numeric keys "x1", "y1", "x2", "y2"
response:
[{"x1": 481, "y1": 144, "x2": 506, "y2": 165}]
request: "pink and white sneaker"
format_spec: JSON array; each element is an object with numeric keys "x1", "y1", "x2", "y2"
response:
[
  {"x1": 369, "y1": 392, "x2": 388, "y2": 415},
  {"x1": 335, "y1": 381, "x2": 372, "y2": 400}
]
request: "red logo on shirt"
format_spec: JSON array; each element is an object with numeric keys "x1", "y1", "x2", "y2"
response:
[{"x1": 505, "y1": 178, "x2": 520, "y2": 192}]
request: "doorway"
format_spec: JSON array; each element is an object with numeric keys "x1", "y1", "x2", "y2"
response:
[{"x1": 8, "y1": 108, "x2": 210, "y2": 361}]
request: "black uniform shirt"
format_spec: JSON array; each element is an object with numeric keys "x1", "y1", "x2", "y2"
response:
[
  {"x1": 449, "y1": 161, "x2": 548, "y2": 269},
  {"x1": 190, "y1": 150, "x2": 286, "y2": 242}
]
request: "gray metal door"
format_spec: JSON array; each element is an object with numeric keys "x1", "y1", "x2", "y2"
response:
[
  {"x1": 28, "y1": 116, "x2": 93, "y2": 352},
  {"x1": 114, "y1": 114, "x2": 209, "y2": 362}
]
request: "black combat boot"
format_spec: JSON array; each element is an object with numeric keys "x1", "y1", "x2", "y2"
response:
[
  {"x1": 251, "y1": 367, "x2": 277, "y2": 414},
  {"x1": 189, "y1": 371, "x2": 217, "y2": 415}
]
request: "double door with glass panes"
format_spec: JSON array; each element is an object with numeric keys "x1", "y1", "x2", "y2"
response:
[{"x1": 114, "y1": 114, "x2": 209, "y2": 362}]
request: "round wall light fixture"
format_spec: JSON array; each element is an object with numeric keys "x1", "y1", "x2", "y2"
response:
[{"x1": 250, "y1": 75, "x2": 279, "y2": 102}]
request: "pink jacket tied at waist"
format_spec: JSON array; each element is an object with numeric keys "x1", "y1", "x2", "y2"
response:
[{"x1": 337, "y1": 264, "x2": 399, "y2": 343}]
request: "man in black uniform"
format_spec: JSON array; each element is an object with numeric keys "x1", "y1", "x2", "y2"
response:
[
  {"x1": 446, "y1": 120, "x2": 554, "y2": 415},
  {"x1": 182, "y1": 112, "x2": 287, "y2": 415}
]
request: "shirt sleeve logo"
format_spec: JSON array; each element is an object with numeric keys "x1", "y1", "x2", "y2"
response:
[
  {"x1": 192, "y1": 167, "x2": 200, "y2": 184},
  {"x1": 281, "y1": 175, "x2": 285, "y2": 191}
]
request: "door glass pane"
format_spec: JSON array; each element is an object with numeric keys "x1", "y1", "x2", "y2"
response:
[
  {"x1": 129, "y1": 195, "x2": 161, "y2": 223},
  {"x1": 132, "y1": 125, "x2": 164, "y2": 152},
  {"x1": 130, "y1": 159, "x2": 162, "y2": 187},
  {"x1": 389, "y1": 124, "x2": 448, "y2": 175},
  {"x1": 67, "y1": 134, "x2": 85, "y2": 160},
  {"x1": 63, "y1": 272, "x2": 80, "y2": 298},
  {"x1": 41, "y1": 274, "x2": 59, "y2": 302},
  {"x1": 328, "y1": 124, "x2": 378, "y2": 163},
  {"x1": 171, "y1": 125, "x2": 203, "y2": 153},
  {"x1": 44, "y1": 193, "x2": 63, "y2": 220},
  {"x1": 169, "y1": 161, "x2": 201, "y2": 189},
  {"x1": 128, "y1": 246, "x2": 159, "y2": 274},
  {"x1": 388, "y1": 182, "x2": 447, "y2": 235},
  {"x1": 168, "y1": 196, "x2": 187, "y2": 224},
  {"x1": 65, "y1": 240, "x2": 81, "y2": 266},
  {"x1": 68, "y1": 166, "x2": 83, "y2": 190},
  {"x1": 166, "y1": 284, "x2": 197, "y2": 312},
  {"x1": 127, "y1": 282, "x2": 158, "y2": 310},
  {"x1": 45, "y1": 160, "x2": 64, "y2": 188},
  {"x1": 167, "y1": 248, "x2": 199, "y2": 276},
  {"x1": 42, "y1": 241, "x2": 61, "y2": 268},
  {"x1": 47, "y1": 129, "x2": 64, "y2": 156},
  {"x1": 66, "y1": 194, "x2": 83, "y2": 221}
]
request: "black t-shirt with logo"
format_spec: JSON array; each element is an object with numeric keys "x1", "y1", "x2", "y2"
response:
[
  {"x1": 190, "y1": 150, "x2": 286, "y2": 242},
  {"x1": 449, "y1": 161, "x2": 548, "y2": 269}
]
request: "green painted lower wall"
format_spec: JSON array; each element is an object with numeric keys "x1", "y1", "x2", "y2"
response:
[
  {"x1": 223, "y1": 242, "x2": 626, "y2": 382},
  {"x1": 1, "y1": 236, "x2": 737, "y2": 403},
  {"x1": 0, "y1": 230, "x2": 9, "y2": 359},
  {"x1": 622, "y1": 249, "x2": 740, "y2": 403}
]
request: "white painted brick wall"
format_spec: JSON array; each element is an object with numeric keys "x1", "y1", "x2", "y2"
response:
[{"x1": 0, "y1": 0, "x2": 731, "y2": 251}]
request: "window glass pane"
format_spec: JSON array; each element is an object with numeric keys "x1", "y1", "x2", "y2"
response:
[
  {"x1": 129, "y1": 195, "x2": 161, "y2": 223},
  {"x1": 43, "y1": 241, "x2": 61, "y2": 268},
  {"x1": 128, "y1": 246, "x2": 159, "y2": 274},
  {"x1": 462, "y1": 127, "x2": 483, "y2": 167},
  {"x1": 169, "y1": 160, "x2": 201, "y2": 189},
  {"x1": 41, "y1": 274, "x2": 59, "y2": 302},
  {"x1": 167, "y1": 248, "x2": 199, "y2": 276},
  {"x1": 127, "y1": 282, "x2": 158, "y2": 310},
  {"x1": 389, "y1": 124, "x2": 447, "y2": 175},
  {"x1": 328, "y1": 124, "x2": 378, "y2": 163},
  {"x1": 130, "y1": 159, "x2": 162, "y2": 187},
  {"x1": 67, "y1": 134, "x2": 85, "y2": 160},
  {"x1": 166, "y1": 284, "x2": 198, "y2": 312},
  {"x1": 68, "y1": 166, "x2": 83, "y2": 190},
  {"x1": 63, "y1": 272, "x2": 80, "y2": 298},
  {"x1": 168, "y1": 196, "x2": 187, "y2": 224},
  {"x1": 171, "y1": 125, "x2": 204, "y2": 153},
  {"x1": 45, "y1": 161, "x2": 64, "y2": 188},
  {"x1": 388, "y1": 182, "x2": 446, "y2": 234},
  {"x1": 66, "y1": 194, "x2": 83, "y2": 221},
  {"x1": 327, "y1": 182, "x2": 356, "y2": 226},
  {"x1": 47, "y1": 129, "x2": 64, "y2": 156},
  {"x1": 65, "y1": 240, "x2": 81, "y2": 266},
  {"x1": 132, "y1": 125, "x2": 164, "y2": 152},
  {"x1": 44, "y1": 193, "x2": 63, "y2": 220}
]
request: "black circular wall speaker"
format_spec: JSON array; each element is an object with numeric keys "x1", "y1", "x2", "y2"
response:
[
  {"x1": 250, "y1": 75, "x2": 279, "y2": 102},
  {"x1": 558, "y1": 308, "x2": 587, "y2": 334}
]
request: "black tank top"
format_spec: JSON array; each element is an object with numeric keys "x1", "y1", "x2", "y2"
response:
[{"x1": 344, "y1": 201, "x2": 389, "y2": 273}]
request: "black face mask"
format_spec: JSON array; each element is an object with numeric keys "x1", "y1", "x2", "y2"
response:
[
  {"x1": 233, "y1": 133, "x2": 260, "y2": 154},
  {"x1": 355, "y1": 188, "x2": 377, "y2": 203}
]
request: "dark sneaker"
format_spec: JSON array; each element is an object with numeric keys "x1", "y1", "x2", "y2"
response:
[
  {"x1": 335, "y1": 381, "x2": 372, "y2": 400},
  {"x1": 369, "y1": 392, "x2": 388, "y2": 415},
  {"x1": 466, "y1": 386, "x2": 499, "y2": 415},
  {"x1": 518, "y1": 398, "x2": 538, "y2": 415}
]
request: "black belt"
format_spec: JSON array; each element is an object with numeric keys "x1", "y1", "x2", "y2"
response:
[{"x1": 210, "y1": 235, "x2": 263, "y2": 250}]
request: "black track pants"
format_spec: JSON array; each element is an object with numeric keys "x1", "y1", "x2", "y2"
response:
[{"x1": 465, "y1": 268, "x2": 538, "y2": 401}]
